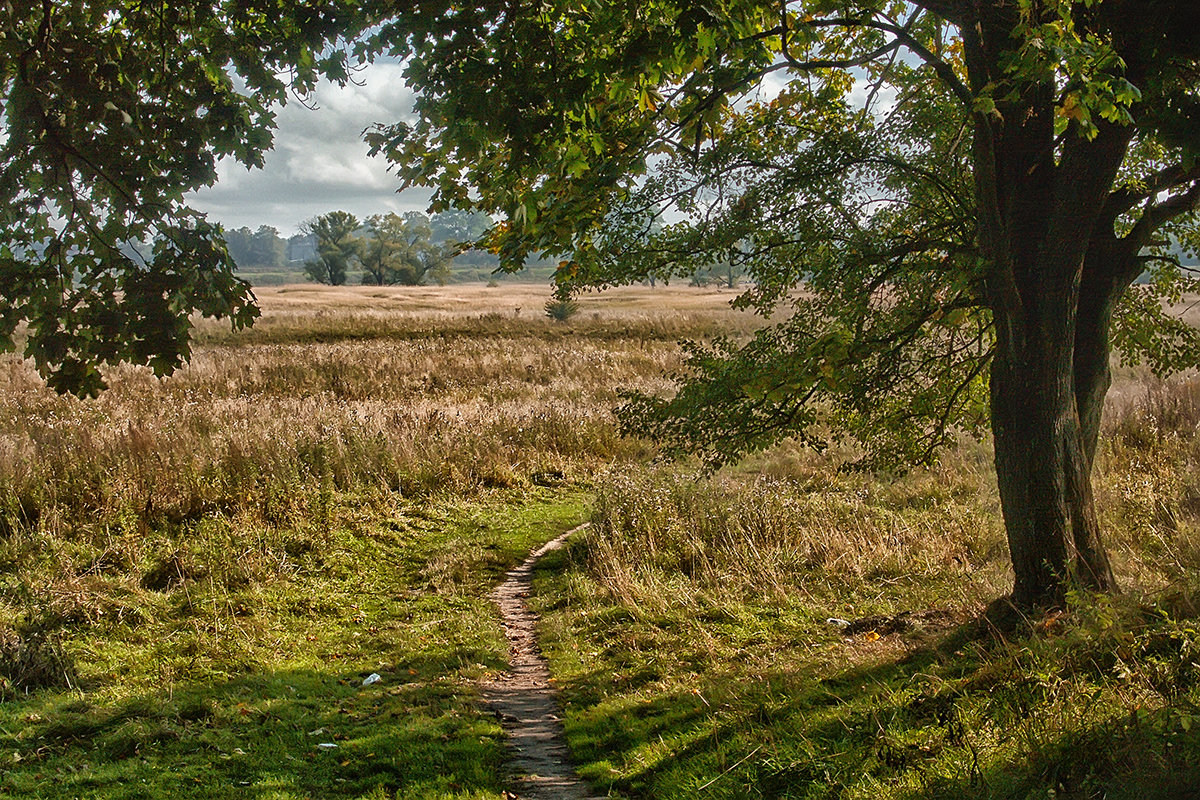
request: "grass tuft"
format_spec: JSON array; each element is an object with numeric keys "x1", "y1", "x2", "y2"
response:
[{"x1": 0, "y1": 623, "x2": 77, "y2": 698}]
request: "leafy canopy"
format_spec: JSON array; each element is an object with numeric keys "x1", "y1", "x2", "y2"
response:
[
  {"x1": 1, "y1": 1, "x2": 360, "y2": 395},
  {"x1": 366, "y1": 0, "x2": 1200, "y2": 466}
]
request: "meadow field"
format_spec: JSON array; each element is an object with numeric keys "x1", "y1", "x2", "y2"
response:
[{"x1": 1, "y1": 283, "x2": 1200, "y2": 798}]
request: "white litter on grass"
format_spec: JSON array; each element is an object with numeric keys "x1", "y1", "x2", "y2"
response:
[
  {"x1": 362, "y1": 673, "x2": 382, "y2": 686},
  {"x1": 826, "y1": 618, "x2": 851, "y2": 628},
  {"x1": 317, "y1": 743, "x2": 339, "y2": 750}
]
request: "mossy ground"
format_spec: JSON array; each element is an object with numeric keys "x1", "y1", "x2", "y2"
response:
[
  {"x1": 0, "y1": 490, "x2": 588, "y2": 799},
  {"x1": 4, "y1": 286, "x2": 1200, "y2": 799}
]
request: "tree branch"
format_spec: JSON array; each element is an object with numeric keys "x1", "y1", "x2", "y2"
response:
[
  {"x1": 1105, "y1": 162, "x2": 1200, "y2": 221},
  {"x1": 1126, "y1": 180, "x2": 1200, "y2": 250},
  {"x1": 861, "y1": 16, "x2": 974, "y2": 107}
]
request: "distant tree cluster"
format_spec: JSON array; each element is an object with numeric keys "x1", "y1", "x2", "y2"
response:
[
  {"x1": 224, "y1": 226, "x2": 287, "y2": 268},
  {"x1": 295, "y1": 208, "x2": 495, "y2": 286},
  {"x1": 221, "y1": 208, "x2": 534, "y2": 285}
]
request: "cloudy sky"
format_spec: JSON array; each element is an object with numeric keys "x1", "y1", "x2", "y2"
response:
[
  {"x1": 185, "y1": 62, "x2": 885, "y2": 239},
  {"x1": 188, "y1": 62, "x2": 432, "y2": 237}
]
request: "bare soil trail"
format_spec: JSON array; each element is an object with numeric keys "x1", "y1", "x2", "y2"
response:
[{"x1": 485, "y1": 523, "x2": 604, "y2": 800}]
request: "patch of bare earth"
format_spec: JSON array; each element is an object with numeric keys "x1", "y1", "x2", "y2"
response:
[{"x1": 485, "y1": 525, "x2": 602, "y2": 800}]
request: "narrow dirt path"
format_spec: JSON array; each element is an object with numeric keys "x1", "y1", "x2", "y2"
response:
[{"x1": 484, "y1": 523, "x2": 603, "y2": 800}]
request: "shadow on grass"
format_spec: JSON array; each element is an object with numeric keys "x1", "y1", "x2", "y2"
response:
[
  {"x1": 555, "y1": 616, "x2": 1200, "y2": 800},
  {"x1": 1, "y1": 654, "x2": 506, "y2": 800}
]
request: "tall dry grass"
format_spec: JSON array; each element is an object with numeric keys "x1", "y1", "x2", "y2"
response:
[
  {"x1": 1099, "y1": 376, "x2": 1200, "y2": 586},
  {"x1": 192, "y1": 283, "x2": 755, "y2": 348},
  {"x1": 0, "y1": 285, "x2": 756, "y2": 547},
  {"x1": 585, "y1": 449, "x2": 1010, "y2": 615},
  {"x1": 583, "y1": 371, "x2": 1200, "y2": 615}
]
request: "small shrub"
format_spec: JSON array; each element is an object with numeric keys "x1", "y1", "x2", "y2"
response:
[
  {"x1": 0, "y1": 625, "x2": 76, "y2": 698},
  {"x1": 544, "y1": 297, "x2": 580, "y2": 322}
]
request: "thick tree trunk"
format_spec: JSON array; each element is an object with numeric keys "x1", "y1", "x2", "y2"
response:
[
  {"x1": 964, "y1": 5, "x2": 1133, "y2": 608},
  {"x1": 989, "y1": 268, "x2": 1115, "y2": 606},
  {"x1": 990, "y1": 338, "x2": 1071, "y2": 606},
  {"x1": 1071, "y1": 217, "x2": 1161, "y2": 589}
]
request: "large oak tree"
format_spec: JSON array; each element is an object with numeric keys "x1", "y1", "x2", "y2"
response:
[
  {"x1": 6, "y1": 1, "x2": 1200, "y2": 608},
  {"x1": 0, "y1": 0, "x2": 358, "y2": 395},
  {"x1": 366, "y1": 0, "x2": 1200, "y2": 607}
]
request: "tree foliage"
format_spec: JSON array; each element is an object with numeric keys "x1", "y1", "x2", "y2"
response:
[
  {"x1": 0, "y1": 1, "x2": 360, "y2": 396},
  {"x1": 604, "y1": 68, "x2": 990, "y2": 468},
  {"x1": 367, "y1": 0, "x2": 1200, "y2": 605},
  {"x1": 302, "y1": 210, "x2": 361, "y2": 286}
]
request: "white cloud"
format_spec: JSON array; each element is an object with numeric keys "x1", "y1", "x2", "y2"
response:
[{"x1": 188, "y1": 61, "x2": 430, "y2": 235}]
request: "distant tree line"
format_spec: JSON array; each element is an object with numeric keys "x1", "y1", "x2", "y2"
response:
[
  {"x1": 225, "y1": 208, "x2": 501, "y2": 286},
  {"x1": 224, "y1": 225, "x2": 288, "y2": 268}
]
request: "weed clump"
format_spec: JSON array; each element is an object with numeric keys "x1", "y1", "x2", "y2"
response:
[
  {"x1": 544, "y1": 297, "x2": 580, "y2": 322},
  {"x1": 0, "y1": 624, "x2": 76, "y2": 698}
]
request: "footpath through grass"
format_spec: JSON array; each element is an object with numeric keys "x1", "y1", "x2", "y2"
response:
[
  {"x1": 530, "y1": 449, "x2": 1200, "y2": 800},
  {"x1": 0, "y1": 489, "x2": 588, "y2": 800}
]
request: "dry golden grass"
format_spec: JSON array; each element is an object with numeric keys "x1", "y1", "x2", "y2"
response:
[
  {"x1": 248, "y1": 282, "x2": 751, "y2": 315},
  {"x1": 6, "y1": 283, "x2": 1200, "y2": 595},
  {"x1": 6, "y1": 282, "x2": 1200, "y2": 603},
  {"x1": 190, "y1": 283, "x2": 760, "y2": 349},
  {"x1": 578, "y1": 374, "x2": 1200, "y2": 622},
  {"x1": 582, "y1": 442, "x2": 1011, "y2": 620},
  {"x1": 0, "y1": 284, "x2": 763, "y2": 547},
  {"x1": 0, "y1": 283, "x2": 744, "y2": 705}
]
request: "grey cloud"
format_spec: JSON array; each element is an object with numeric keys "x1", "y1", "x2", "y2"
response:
[{"x1": 189, "y1": 62, "x2": 430, "y2": 235}]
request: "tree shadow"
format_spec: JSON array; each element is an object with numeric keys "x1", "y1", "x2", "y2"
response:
[
  {"x1": 1, "y1": 653, "x2": 506, "y2": 799},
  {"x1": 555, "y1": 615, "x2": 1200, "y2": 799}
]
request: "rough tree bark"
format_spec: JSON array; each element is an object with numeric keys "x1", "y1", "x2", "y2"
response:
[{"x1": 965, "y1": 5, "x2": 1133, "y2": 607}]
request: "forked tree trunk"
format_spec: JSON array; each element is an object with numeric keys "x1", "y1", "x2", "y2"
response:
[
  {"x1": 989, "y1": 282, "x2": 1120, "y2": 606},
  {"x1": 984, "y1": 194, "x2": 1134, "y2": 605},
  {"x1": 965, "y1": 6, "x2": 1132, "y2": 608}
]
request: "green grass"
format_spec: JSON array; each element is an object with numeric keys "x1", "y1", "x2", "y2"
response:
[
  {"x1": 537, "y1": 578, "x2": 1200, "y2": 798},
  {"x1": 0, "y1": 489, "x2": 589, "y2": 799},
  {"x1": 6, "y1": 291, "x2": 1200, "y2": 799},
  {"x1": 529, "y1": 451, "x2": 1200, "y2": 799}
]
